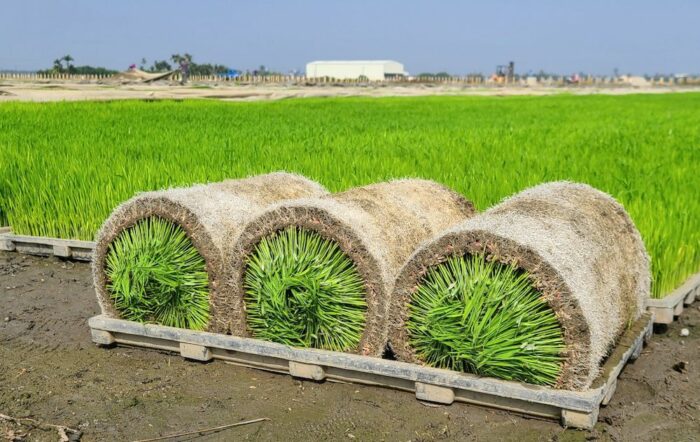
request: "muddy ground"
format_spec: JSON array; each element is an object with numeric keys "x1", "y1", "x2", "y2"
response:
[{"x1": 0, "y1": 251, "x2": 698, "y2": 441}]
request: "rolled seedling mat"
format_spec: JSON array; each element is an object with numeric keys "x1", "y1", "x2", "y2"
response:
[
  {"x1": 92, "y1": 172, "x2": 328, "y2": 332},
  {"x1": 224, "y1": 179, "x2": 477, "y2": 357},
  {"x1": 388, "y1": 181, "x2": 651, "y2": 391}
]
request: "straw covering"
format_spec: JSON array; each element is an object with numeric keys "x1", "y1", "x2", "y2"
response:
[
  {"x1": 93, "y1": 172, "x2": 328, "y2": 331},
  {"x1": 226, "y1": 179, "x2": 477, "y2": 356},
  {"x1": 388, "y1": 181, "x2": 651, "y2": 390}
]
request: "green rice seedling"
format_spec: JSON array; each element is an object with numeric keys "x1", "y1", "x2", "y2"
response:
[
  {"x1": 407, "y1": 254, "x2": 565, "y2": 386},
  {"x1": 105, "y1": 217, "x2": 210, "y2": 330},
  {"x1": 244, "y1": 226, "x2": 367, "y2": 351},
  {"x1": 1, "y1": 94, "x2": 698, "y2": 297}
]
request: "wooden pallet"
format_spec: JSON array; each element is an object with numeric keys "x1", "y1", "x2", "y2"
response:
[
  {"x1": 0, "y1": 230, "x2": 94, "y2": 261},
  {"x1": 645, "y1": 272, "x2": 700, "y2": 324},
  {"x1": 89, "y1": 313, "x2": 653, "y2": 430}
]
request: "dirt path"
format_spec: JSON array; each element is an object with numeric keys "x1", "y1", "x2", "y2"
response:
[
  {"x1": 1, "y1": 81, "x2": 699, "y2": 103},
  {"x1": 1, "y1": 251, "x2": 698, "y2": 441}
]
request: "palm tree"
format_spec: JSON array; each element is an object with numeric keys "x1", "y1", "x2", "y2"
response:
[
  {"x1": 62, "y1": 55, "x2": 74, "y2": 72},
  {"x1": 52, "y1": 58, "x2": 63, "y2": 73}
]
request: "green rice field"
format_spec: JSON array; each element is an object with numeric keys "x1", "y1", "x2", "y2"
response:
[{"x1": 0, "y1": 94, "x2": 698, "y2": 298}]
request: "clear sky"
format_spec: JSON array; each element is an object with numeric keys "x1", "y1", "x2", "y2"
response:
[{"x1": 2, "y1": 0, "x2": 698, "y2": 75}]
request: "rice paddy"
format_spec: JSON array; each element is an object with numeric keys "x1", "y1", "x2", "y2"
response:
[{"x1": 0, "y1": 94, "x2": 698, "y2": 298}]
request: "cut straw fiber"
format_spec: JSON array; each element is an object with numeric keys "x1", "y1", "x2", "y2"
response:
[
  {"x1": 224, "y1": 179, "x2": 476, "y2": 356},
  {"x1": 92, "y1": 172, "x2": 328, "y2": 331},
  {"x1": 388, "y1": 181, "x2": 651, "y2": 390}
]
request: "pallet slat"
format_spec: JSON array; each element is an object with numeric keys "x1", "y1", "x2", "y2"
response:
[
  {"x1": 89, "y1": 313, "x2": 653, "y2": 429},
  {"x1": 0, "y1": 230, "x2": 94, "y2": 261}
]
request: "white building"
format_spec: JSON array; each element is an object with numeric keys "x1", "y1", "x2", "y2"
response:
[{"x1": 305, "y1": 60, "x2": 407, "y2": 81}]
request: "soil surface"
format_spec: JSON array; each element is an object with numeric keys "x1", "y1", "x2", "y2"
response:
[
  {"x1": 1, "y1": 80, "x2": 699, "y2": 103},
  {"x1": 1, "y1": 251, "x2": 698, "y2": 441}
]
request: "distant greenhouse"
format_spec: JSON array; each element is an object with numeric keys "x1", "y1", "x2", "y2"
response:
[{"x1": 305, "y1": 60, "x2": 407, "y2": 81}]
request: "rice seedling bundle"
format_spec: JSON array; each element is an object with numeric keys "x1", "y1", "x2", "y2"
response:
[
  {"x1": 93, "y1": 172, "x2": 328, "y2": 331},
  {"x1": 224, "y1": 179, "x2": 476, "y2": 355},
  {"x1": 388, "y1": 182, "x2": 651, "y2": 390}
]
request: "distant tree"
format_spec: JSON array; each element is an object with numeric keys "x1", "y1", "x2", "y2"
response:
[
  {"x1": 171, "y1": 53, "x2": 193, "y2": 65},
  {"x1": 168, "y1": 53, "x2": 229, "y2": 75},
  {"x1": 189, "y1": 63, "x2": 226, "y2": 75},
  {"x1": 62, "y1": 54, "x2": 74, "y2": 72},
  {"x1": 70, "y1": 65, "x2": 118, "y2": 75},
  {"x1": 148, "y1": 60, "x2": 172, "y2": 72},
  {"x1": 250, "y1": 65, "x2": 284, "y2": 77},
  {"x1": 416, "y1": 72, "x2": 452, "y2": 78},
  {"x1": 38, "y1": 56, "x2": 116, "y2": 75}
]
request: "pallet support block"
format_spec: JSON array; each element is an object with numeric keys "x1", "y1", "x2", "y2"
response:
[
  {"x1": 648, "y1": 307, "x2": 674, "y2": 325},
  {"x1": 91, "y1": 329, "x2": 115, "y2": 346},
  {"x1": 673, "y1": 301, "x2": 684, "y2": 316},
  {"x1": 0, "y1": 239, "x2": 15, "y2": 252},
  {"x1": 415, "y1": 382, "x2": 455, "y2": 405},
  {"x1": 644, "y1": 322, "x2": 654, "y2": 342},
  {"x1": 561, "y1": 408, "x2": 599, "y2": 429},
  {"x1": 630, "y1": 340, "x2": 643, "y2": 361},
  {"x1": 180, "y1": 342, "x2": 213, "y2": 361},
  {"x1": 53, "y1": 245, "x2": 71, "y2": 258},
  {"x1": 289, "y1": 361, "x2": 326, "y2": 381},
  {"x1": 601, "y1": 379, "x2": 617, "y2": 406},
  {"x1": 684, "y1": 290, "x2": 696, "y2": 306}
]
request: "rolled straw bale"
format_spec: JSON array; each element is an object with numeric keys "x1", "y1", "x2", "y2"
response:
[
  {"x1": 92, "y1": 172, "x2": 328, "y2": 331},
  {"x1": 224, "y1": 179, "x2": 477, "y2": 356},
  {"x1": 388, "y1": 181, "x2": 651, "y2": 390}
]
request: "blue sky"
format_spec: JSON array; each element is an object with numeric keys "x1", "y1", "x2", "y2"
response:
[{"x1": 2, "y1": 0, "x2": 698, "y2": 75}]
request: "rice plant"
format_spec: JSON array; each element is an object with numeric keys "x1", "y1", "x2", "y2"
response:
[
  {"x1": 105, "y1": 217, "x2": 210, "y2": 330},
  {"x1": 244, "y1": 226, "x2": 367, "y2": 351},
  {"x1": 406, "y1": 254, "x2": 565, "y2": 386},
  {"x1": 1, "y1": 94, "x2": 699, "y2": 297}
]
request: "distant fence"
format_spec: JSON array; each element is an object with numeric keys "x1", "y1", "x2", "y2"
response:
[{"x1": 1, "y1": 72, "x2": 699, "y2": 87}]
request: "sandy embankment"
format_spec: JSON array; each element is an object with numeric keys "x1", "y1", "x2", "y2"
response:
[{"x1": 0, "y1": 79, "x2": 698, "y2": 102}]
